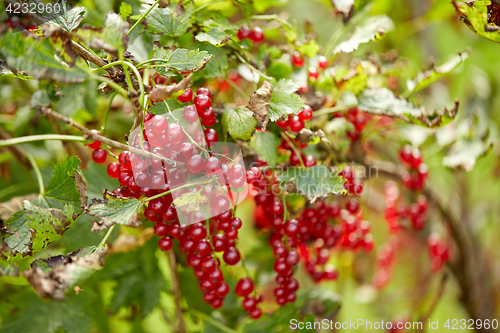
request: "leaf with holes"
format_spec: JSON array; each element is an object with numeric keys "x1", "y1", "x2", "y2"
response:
[
  {"x1": 222, "y1": 106, "x2": 257, "y2": 141},
  {"x1": 452, "y1": 0, "x2": 500, "y2": 43},
  {"x1": 85, "y1": 190, "x2": 142, "y2": 231},
  {"x1": 269, "y1": 79, "x2": 305, "y2": 122},
  {"x1": 146, "y1": 1, "x2": 194, "y2": 37},
  {"x1": 23, "y1": 247, "x2": 107, "y2": 300},
  {"x1": 278, "y1": 165, "x2": 345, "y2": 203},
  {"x1": 0, "y1": 31, "x2": 91, "y2": 83}
]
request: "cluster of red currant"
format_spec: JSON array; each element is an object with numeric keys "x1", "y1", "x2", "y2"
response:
[
  {"x1": 276, "y1": 105, "x2": 313, "y2": 133},
  {"x1": 235, "y1": 277, "x2": 263, "y2": 319},
  {"x1": 237, "y1": 26, "x2": 265, "y2": 43},
  {"x1": 179, "y1": 87, "x2": 217, "y2": 127},
  {"x1": 427, "y1": 233, "x2": 450, "y2": 272},
  {"x1": 340, "y1": 165, "x2": 364, "y2": 196},
  {"x1": 291, "y1": 52, "x2": 328, "y2": 83},
  {"x1": 372, "y1": 240, "x2": 397, "y2": 288},
  {"x1": 399, "y1": 145, "x2": 428, "y2": 191},
  {"x1": 384, "y1": 182, "x2": 429, "y2": 232},
  {"x1": 344, "y1": 107, "x2": 369, "y2": 142}
]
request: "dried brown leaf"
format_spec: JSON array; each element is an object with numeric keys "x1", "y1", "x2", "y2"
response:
[{"x1": 246, "y1": 81, "x2": 273, "y2": 130}]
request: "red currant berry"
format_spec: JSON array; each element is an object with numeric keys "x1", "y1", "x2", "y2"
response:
[
  {"x1": 291, "y1": 52, "x2": 305, "y2": 68},
  {"x1": 318, "y1": 56, "x2": 328, "y2": 69},
  {"x1": 178, "y1": 88, "x2": 193, "y2": 103},
  {"x1": 298, "y1": 105, "x2": 313, "y2": 121},
  {"x1": 86, "y1": 130, "x2": 102, "y2": 149},
  {"x1": 288, "y1": 115, "x2": 305, "y2": 132},
  {"x1": 249, "y1": 27, "x2": 265, "y2": 43},
  {"x1": 107, "y1": 162, "x2": 120, "y2": 178},
  {"x1": 158, "y1": 237, "x2": 173, "y2": 251},
  {"x1": 92, "y1": 148, "x2": 107, "y2": 164},
  {"x1": 308, "y1": 67, "x2": 319, "y2": 81},
  {"x1": 204, "y1": 128, "x2": 219, "y2": 146},
  {"x1": 223, "y1": 247, "x2": 241, "y2": 265},
  {"x1": 215, "y1": 282, "x2": 230, "y2": 297},
  {"x1": 183, "y1": 105, "x2": 198, "y2": 123},
  {"x1": 154, "y1": 222, "x2": 170, "y2": 237},
  {"x1": 238, "y1": 26, "x2": 251, "y2": 40},
  {"x1": 236, "y1": 277, "x2": 254, "y2": 297},
  {"x1": 194, "y1": 94, "x2": 212, "y2": 112},
  {"x1": 196, "y1": 87, "x2": 211, "y2": 98},
  {"x1": 242, "y1": 297, "x2": 257, "y2": 311},
  {"x1": 167, "y1": 123, "x2": 183, "y2": 143}
]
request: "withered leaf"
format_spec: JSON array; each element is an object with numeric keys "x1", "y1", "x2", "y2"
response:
[
  {"x1": 148, "y1": 73, "x2": 193, "y2": 102},
  {"x1": 246, "y1": 81, "x2": 273, "y2": 130},
  {"x1": 23, "y1": 246, "x2": 107, "y2": 300}
]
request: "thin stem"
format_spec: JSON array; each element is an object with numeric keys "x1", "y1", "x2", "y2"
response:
[
  {"x1": 144, "y1": 178, "x2": 215, "y2": 202},
  {"x1": 281, "y1": 132, "x2": 305, "y2": 167},
  {"x1": 98, "y1": 224, "x2": 116, "y2": 248},
  {"x1": 281, "y1": 191, "x2": 288, "y2": 221},
  {"x1": 128, "y1": 0, "x2": 161, "y2": 35},
  {"x1": 195, "y1": 0, "x2": 226, "y2": 12},
  {"x1": 26, "y1": 154, "x2": 44, "y2": 195},
  {"x1": 234, "y1": 52, "x2": 274, "y2": 81},
  {"x1": 313, "y1": 104, "x2": 356, "y2": 116},
  {"x1": 190, "y1": 310, "x2": 237, "y2": 333},
  {"x1": 0, "y1": 134, "x2": 87, "y2": 146},
  {"x1": 205, "y1": 219, "x2": 214, "y2": 249},
  {"x1": 103, "y1": 91, "x2": 118, "y2": 136},
  {"x1": 0, "y1": 182, "x2": 38, "y2": 200},
  {"x1": 249, "y1": 14, "x2": 292, "y2": 29},
  {"x1": 226, "y1": 78, "x2": 247, "y2": 99},
  {"x1": 91, "y1": 73, "x2": 128, "y2": 97}
]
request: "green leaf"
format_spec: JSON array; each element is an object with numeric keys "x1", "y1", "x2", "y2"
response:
[
  {"x1": 172, "y1": 191, "x2": 207, "y2": 212},
  {"x1": 195, "y1": 27, "x2": 231, "y2": 45},
  {"x1": 74, "y1": 12, "x2": 129, "y2": 55},
  {"x1": 253, "y1": 0, "x2": 288, "y2": 13},
  {"x1": 45, "y1": 0, "x2": 85, "y2": 32},
  {"x1": 0, "y1": 261, "x2": 26, "y2": 285},
  {"x1": 146, "y1": 2, "x2": 194, "y2": 37},
  {"x1": 443, "y1": 139, "x2": 493, "y2": 171},
  {"x1": 119, "y1": 2, "x2": 133, "y2": 20},
  {"x1": 152, "y1": 48, "x2": 213, "y2": 75},
  {"x1": 30, "y1": 89, "x2": 53, "y2": 108},
  {"x1": 297, "y1": 40, "x2": 321, "y2": 58},
  {"x1": 0, "y1": 31, "x2": 91, "y2": 83},
  {"x1": 43, "y1": 155, "x2": 85, "y2": 209},
  {"x1": 357, "y1": 88, "x2": 459, "y2": 127},
  {"x1": 452, "y1": 0, "x2": 500, "y2": 43},
  {"x1": 333, "y1": 14, "x2": 393, "y2": 54},
  {"x1": 269, "y1": 79, "x2": 305, "y2": 122},
  {"x1": 278, "y1": 165, "x2": 346, "y2": 203},
  {"x1": 84, "y1": 190, "x2": 142, "y2": 230},
  {"x1": 250, "y1": 131, "x2": 280, "y2": 167},
  {"x1": 405, "y1": 50, "x2": 470, "y2": 94},
  {"x1": 23, "y1": 247, "x2": 107, "y2": 300},
  {"x1": 267, "y1": 61, "x2": 292, "y2": 80},
  {"x1": 0, "y1": 292, "x2": 94, "y2": 333},
  {"x1": 55, "y1": 80, "x2": 98, "y2": 117},
  {"x1": 91, "y1": 240, "x2": 166, "y2": 316},
  {"x1": 221, "y1": 106, "x2": 257, "y2": 141},
  {"x1": 167, "y1": 48, "x2": 213, "y2": 72},
  {"x1": 190, "y1": 43, "x2": 228, "y2": 79}
]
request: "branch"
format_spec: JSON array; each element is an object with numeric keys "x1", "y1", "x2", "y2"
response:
[
  {"x1": 167, "y1": 249, "x2": 187, "y2": 333},
  {"x1": 38, "y1": 107, "x2": 179, "y2": 167},
  {"x1": 0, "y1": 127, "x2": 31, "y2": 169},
  {"x1": 4, "y1": 0, "x2": 119, "y2": 77}
]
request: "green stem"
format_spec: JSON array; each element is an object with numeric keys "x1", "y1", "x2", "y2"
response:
[
  {"x1": 234, "y1": 52, "x2": 274, "y2": 81},
  {"x1": 98, "y1": 224, "x2": 116, "y2": 248},
  {"x1": 226, "y1": 78, "x2": 247, "y2": 99},
  {"x1": 190, "y1": 310, "x2": 237, "y2": 333},
  {"x1": 144, "y1": 178, "x2": 215, "y2": 202},
  {"x1": 0, "y1": 182, "x2": 38, "y2": 200},
  {"x1": 26, "y1": 154, "x2": 44, "y2": 195},
  {"x1": 281, "y1": 132, "x2": 305, "y2": 168},
  {"x1": 281, "y1": 191, "x2": 288, "y2": 221},
  {"x1": 127, "y1": 0, "x2": 161, "y2": 35},
  {"x1": 103, "y1": 91, "x2": 118, "y2": 136},
  {"x1": 91, "y1": 73, "x2": 128, "y2": 97},
  {"x1": 249, "y1": 14, "x2": 292, "y2": 29},
  {"x1": 0, "y1": 134, "x2": 86, "y2": 146},
  {"x1": 313, "y1": 104, "x2": 356, "y2": 116},
  {"x1": 195, "y1": 0, "x2": 226, "y2": 12}
]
